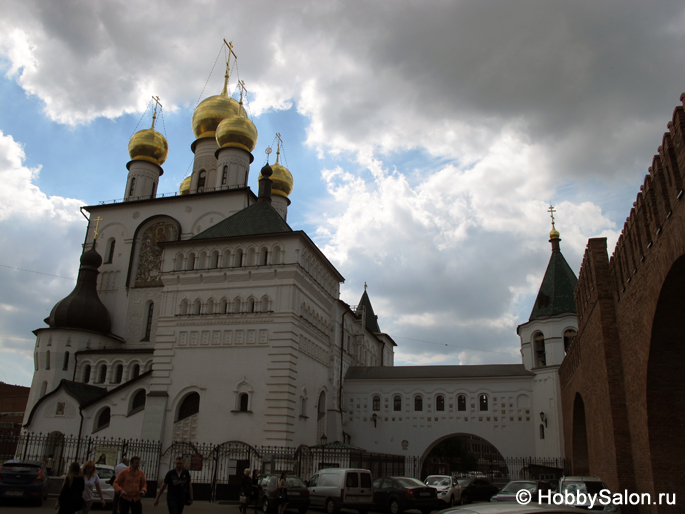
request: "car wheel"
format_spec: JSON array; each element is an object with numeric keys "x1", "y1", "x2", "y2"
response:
[
  {"x1": 326, "y1": 499, "x2": 338, "y2": 514},
  {"x1": 389, "y1": 499, "x2": 402, "y2": 514},
  {"x1": 461, "y1": 492, "x2": 470, "y2": 505},
  {"x1": 263, "y1": 498, "x2": 271, "y2": 512}
]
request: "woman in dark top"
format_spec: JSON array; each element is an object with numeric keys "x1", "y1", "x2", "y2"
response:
[
  {"x1": 277, "y1": 472, "x2": 288, "y2": 514},
  {"x1": 55, "y1": 461, "x2": 85, "y2": 514},
  {"x1": 251, "y1": 470, "x2": 260, "y2": 513},
  {"x1": 240, "y1": 468, "x2": 253, "y2": 514}
]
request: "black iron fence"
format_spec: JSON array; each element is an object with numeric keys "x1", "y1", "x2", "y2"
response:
[{"x1": 0, "y1": 434, "x2": 570, "y2": 501}]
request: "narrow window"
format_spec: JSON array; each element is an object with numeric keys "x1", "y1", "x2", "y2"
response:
[
  {"x1": 34, "y1": 352, "x2": 38, "y2": 371},
  {"x1": 564, "y1": 329, "x2": 577, "y2": 354},
  {"x1": 186, "y1": 253, "x2": 196, "y2": 270},
  {"x1": 114, "y1": 364, "x2": 123, "y2": 384},
  {"x1": 221, "y1": 299, "x2": 228, "y2": 314},
  {"x1": 177, "y1": 392, "x2": 200, "y2": 421},
  {"x1": 193, "y1": 299, "x2": 202, "y2": 315},
  {"x1": 143, "y1": 302, "x2": 154, "y2": 341},
  {"x1": 197, "y1": 170, "x2": 206, "y2": 192},
  {"x1": 128, "y1": 177, "x2": 136, "y2": 197},
  {"x1": 222, "y1": 165, "x2": 228, "y2": 185},
  {"x1": 414, "y1": 395, "x2": 423, "y2": 411},
  {"x1": 98, "y1": 364, "x2": 107, "y2": 384},
  {"x1": 207, "y1": 299, "x2": 214, "y2": 315},
  {"x1": 436, "y1": 395, "x2": 445, "y2": 411},
  {"x1": 233, "y1": 299, "x2": 241, "y2": 314},
  {"x1": 261, "y1": 296, "x2": 269, "y2": 312},
  {"x1": 393, "y1": 395, "x2": 402, "y2": 411},
  {"x1": 479, "y1": 394, "x2": 489, "y2": 411},
  {"x1": 132, "y1": 364, "x2": 140, "y2": 379},
  {"x1": 372, "y1": 395, "x2": 380, "y2": 411},
  {"x1": 40, "y1": 381, "x2": 48, "y2": 397},
  {"x1": 130, "y1": 390, "x2": 146, "y2": 414},
  {"x1": 106, "y1": 239, "x2": 116, "y2": 264},
  {"x1": 534, "y1": 332, "x2": 546, "y2": 366},
  {"x1": 151, "y1": 181, "x2": 157, "y2": 198},
  {"x1": 239, "y1": 393, "x2": 249, "y2": 412},
  {"x1": 83, "y1": 365, "x2": 91, "y2": 383},
  {"x1": 62, "y1": 352, "x2": 69, "y2": 371},
  {"x1": 234, "y1": 249, "x2": 243, "y2": 267},
  {"x1": 45, "y1": 350, "x2": 51, "y2": 370},
  {"x1": 247, "y1": 298, "x2": 255, "y2": 313},
  {"x1": 260, "y1": 247, "x2": 268, "y2": 265},
  {"x1": 457, "y1": 395, "x2": 466, "y2": 411},
  {"x1": 540, "y1": 424, "x2": 545, "y2": 439},
  {"x1": 96, "y1": 408, "x2": 110, "y2": 430}
]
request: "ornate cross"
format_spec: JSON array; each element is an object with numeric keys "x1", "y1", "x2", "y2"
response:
[
  {"x1": 548, "y1": 204, "x2": 556, "y2": 227},
  {"x1": 93, "y1": 216, "x2": 104, "y2": 240},
  {"x1": 221, "y1": 39, "x2": 238, "y2": 95},
  {"x1": 276, "y1": 133, "x2": 283, "y2": 163},
  {"x1": 151, "y1": 96, "x2": 162, "y2": 130},
  {"x1": 238, "y1": 80, "x2": 247, "y2": 104}
]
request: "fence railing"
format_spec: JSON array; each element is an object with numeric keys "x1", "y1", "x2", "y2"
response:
[{"x1": 0, "y1": 434, "x2": 570, "y2": 501}]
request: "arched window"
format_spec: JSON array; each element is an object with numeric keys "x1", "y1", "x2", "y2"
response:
[
  {"x1": 97, "y1": 364, "x2": 107, "y2": 384},
  {"x1": 63, "y1": 352, "x2": 70, "y2": 371},
  {"x1": 234, "y1": 248, "x2": 243, "y2": 267},
  {"x1": 372, "y1": 395, "x2": 381, "y2": 411},
  {"x1": 414, "y1": 395, "x2": 423, "y2": 411},
  {"x1": 95, "y1": 408, "x2": 110, "y2": 431},
  {"x1": 206, "y1": 298, "x2": 214, "y2": 315},
  {"x1": 114, "y1": 364, "x2": 123, "y2": 384},
  {"x1": 540, "y1": 424, "x2": 545, "y2": 439},
  {"x1": 45, "y1": 350, "x2": 50, "y2": 370},
  {"x1": 246, "y1": 248, "x2": 256, "y2": 266},
  {"x1": 222, "y1": 249, "x2": 231, "y2": 268},
  {"x1": 197, "y1": 170, "x2": 206, "y2": 192},
  {"x1": 180, "y1": 300, "x2": 189, "y2": 316},
  {"x1": 534, "y1": 332, "x2": 546, "y2": 367},
  {"x1": 151, "y1": 181, "x2": 157, "y2": 198},
  {"x1": 143, "y1": 302, "x2": 154, "y2": 341},
  {"x1": 393, "y1": 395, "x2": 402, "y2": 411},
  {"x1": 239, "y1": 393, "x2": 249, "y2": 412},
  {"x1": 261, "y1": 296, "x2": 269, "y2": 313},
  {"x1": 220, "y1": 298, "x2": 228, "y2": 314},
  {"x1": 479, "y1": 394, "x2": 489, "y2": 411},
  {"x1": 259, "y1": 247, "x2": 268, "y2": 266},
  {"x1": 106, "y1": 239, "x2": 116, "y2": 264},
  {"x1": 436, "y1": 395, "x2": 445, "y2": 411},
  {"x1": 82, "y1": 365, "x2": 91, "y2": 383},
  {"x1": 222, "y1": 165, "x2": 228, "y2": 185},
  {"x1": 210, "y1": 251, "x2": 220, "y2": 269},
  {"x1": 186, "y1": 253, "x2": 196, "y2": 271},
  {"x1": 177, "y1": 392, "x2": 200, "y2": 421},
  {"x1": 457, "y1": 394, "x2": 466, "y2": 411},
  {"x1": 197, "y1": 251, "x2": 207, "y2": 269},
  {"x1": 131, "y1": 364, "x2": 140, "y2": 379},
  {"x1": 272, "y1": 246, "x2": 281, "y2": 265},
  {"x1": 233, "y1": 298, "x2": 241, "y2": 314},
  {"x1": 564, "y1": 329, "x2": 577, "y2": 354},
  {"x1": 193, "y1": 299, "x2": 202, "y2": 315},
  {"x1": 174, "y1": 252, "x2": 184, "y2": 271},
  {"x1": 130, "y1": 389, "x2": 146, "y2": 414},
  {"x1": 40, "y1": 381, "x2": 48, "y2": 397},
  {"x1": 247, "y1": 298, "x2": 255, "y2": 313},
  {"x1": 128, "y1": 177, "x2": 136, "y2": 197}
]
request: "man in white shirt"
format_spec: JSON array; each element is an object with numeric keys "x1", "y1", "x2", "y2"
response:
[{"x1": 112, "y1": 458, "x2": 130, "y2": 514}]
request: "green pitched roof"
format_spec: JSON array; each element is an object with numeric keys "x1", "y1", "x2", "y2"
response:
[
  {"x1": 192, "y1": 201, "x2": 292, "y2": 240},
  {"x1": 357, "y1": 290, "x2": 381, "y2": 333},
  {"x1": 529, "y1": 242, "x2": 578, "y2": 321}
]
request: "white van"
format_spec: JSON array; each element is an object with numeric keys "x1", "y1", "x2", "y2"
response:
[{"x1": 307, "y1": 468, "x2": 374, "y2": 514}]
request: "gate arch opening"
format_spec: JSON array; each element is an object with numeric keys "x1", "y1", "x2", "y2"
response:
[
  {"x1": 420, "y1": 433, "x2": 508, "y2": 481},
  {"x1": 572, "y1": 392, "x2": 589, "y2": 475}
]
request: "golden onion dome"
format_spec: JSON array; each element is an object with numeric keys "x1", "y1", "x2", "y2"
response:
[
  {"x1": 215, "y1": 113, "x2": 258, "y2": 152},
  {"x1": 128, "y1": 128, "x2": 168, "y2": 166},
  {"x1": 260, "y1": 161, "x2": 293, "y2": 197},
  {"x1": 550, "y1": 226, "x2": 560, "y2": 239},
  {"x1": 179, "y1": 176, "x2": 191, "y2": 195},
  {"x1": 191, "y1": 95, "x2": 246, "y2": 140}
]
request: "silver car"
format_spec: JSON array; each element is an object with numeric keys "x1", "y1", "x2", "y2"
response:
[
  {"x1": 94, "y1": 465, "x2": 116, "y2": 504},
  {"x1": 424, "y1": 475, "x2": 462, "y2": 506}
]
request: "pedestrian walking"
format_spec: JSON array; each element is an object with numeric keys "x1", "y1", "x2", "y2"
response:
[
  {"x1": 112, "y1": 458, "x2": 130, "y2": 514},
  {"x1": 113, "y1": 455, "x2": 147, "y2": 514},
  {"x1": 154, "y1": 456, "x2": 194, "y2": 514},
  {"x1": 240, "y1": 468, "x2": 253, "y2": 514},
  {"x1": 55, "y1": 462, "x2": 85, "y2": 514},
  {"x1": 277, "y1": 472, "x2": 288, "y2": 514},
  {"x1": 251, "y1": 470, "x2": 260, "y2": 513},
  {"x1": 82, "y1": 460, "x2": 106, "y2": 513}
]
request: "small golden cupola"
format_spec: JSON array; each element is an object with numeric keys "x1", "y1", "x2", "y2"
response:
[
  {"x1": 259, "y1": 137, "x2": 293, "y2": 198},
  {"x1": 179, "y1": 176, "x2": 191, "y2": 195},
  {"x1": 191, "y1": 42, "x2": 247, "y2": 140},
  {"x1": 128, "y1": 97, "x2": 169, "y2": 166},
  {"x1": 548, "y1": 204, "x2": 560, "y2": 240},
  {"x1": 215, "y1": 81, "x2": 258, "y2": 153}
]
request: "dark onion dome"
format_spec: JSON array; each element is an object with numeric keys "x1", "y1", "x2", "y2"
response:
[{"x1": 45, "y1": 247, "x2": 111, "y2": 334}]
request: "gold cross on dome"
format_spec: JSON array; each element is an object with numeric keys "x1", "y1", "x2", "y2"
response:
[
  {"x1": 276, "y1": 133, "x2": 283, "y2": 163},
  {"x1": 221, "y1": 39, "x2": 238, "y2": 95},
  {"x1": 151, "y1": 96, "x2": 162, "y2": 130},
  {"x1": 548, "y1": 204, "x2": 557, "y2": 230},
  {"x1": 93, "y1": 216, "x2": 104, "y2": 240},
  {"x1": 238, "y1": 80, "x2": 247, "y2": 104},
  {"x1": 364, "y1": 282, "x2": 367, "y2": 292}
]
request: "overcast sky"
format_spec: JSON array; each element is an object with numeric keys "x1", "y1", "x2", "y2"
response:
[{"x1": 1, "y1": 0, "x2": 684, "y2": 386}]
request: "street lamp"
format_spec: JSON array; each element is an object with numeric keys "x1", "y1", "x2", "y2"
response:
[
  {"x1": 320, "y1": 434, "x2": 328, "y2": 446},
  {"x1": 539, "y1": 412, "x2": 547, "y2": 427}
]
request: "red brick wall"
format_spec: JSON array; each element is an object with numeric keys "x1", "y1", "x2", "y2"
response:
[{"x1": 0, "y1": 382, "x2": 30, "y2": 437}]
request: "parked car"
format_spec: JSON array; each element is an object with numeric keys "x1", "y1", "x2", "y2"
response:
[
  {"x1": 456, "y1": 477, "x2": 499, "y2": 504},
  {"x1": 424, "y1": 475, "x2": 462, "y2": 506},
  {"x1": 307, "y1": 468, "x2": 373, "y2": 514},
  {"x1": 436, "y1": 503, "x2": 588, "y2": 513},
  {"x1": 0, "y1": 460, "x2": 50, "y2": 506},
  {"x1": 489, "y1": 481, "x2": 551, "y2": 503},
  {"x1": 257, "y1": 475, "x2": 310, "y2": 514},
  {"x1": 95, "y1": 465, "x2": 116, "y2": 504},
  {"x1": 372, "y1": 476, "x2": 439, "y2": 514},
  {"x1": 557, "y1": 476, "x2": 620, "y2": 513}
]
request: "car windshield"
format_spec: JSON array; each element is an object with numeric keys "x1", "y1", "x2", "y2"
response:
[
  {"x1": 287, "y1": 477, "x2": 306, "y2": 488},
  {"x1": 562, "y1": 481, "x2": 606, "y2": 496},
  {"x1": 500, "y1": 482, "x2": 537, "y2": 493},
  {"x1": 97, "y1": 468, "x2": 114, "y2": 479},
  {"x1": 396, "y1": 478, "x2": 425, "y2": 488},
  {"x1": 457, "y1": 479, "x2": 473, "y2": 487},
  {"x1": 425, "y1": 477, "x2": 450, "y2": 486}
]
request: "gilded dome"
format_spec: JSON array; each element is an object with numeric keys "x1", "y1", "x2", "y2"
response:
[
  {"x1": 128, "y1": 128, "x2": 168, "y2": 166},
  {"x1": 179, "y1": 176, "x2": 191, "y2": 195},
  {"x1": 191, "y1": 95, "x2": 246, "y2": 139},
  {"x1": 260, "y1": 161, "x2": 293, "y2": 197},
  {"x1": 215, "y1": 113, "x2": 258, "y2": 152},
  {"x1": 550, "y1": 227, "x2": 560, "y2": 239}
]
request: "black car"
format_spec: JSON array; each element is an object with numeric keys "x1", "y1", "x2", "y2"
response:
[
  {"x1": 457, "y1": 477, "x2": 499, "y2": 504},
  {"x1": 0, "y1": 460, "x2": 50, "y2": 506},
  {"x1": 257, "y1": 475, "x2": 310, "y2": 514},
  {"x1": 372, "y1": 476, "x2": 439, "y2": 514},
  {"x1": 489, "y1": 481, "x2": 552, "y2": 503}
]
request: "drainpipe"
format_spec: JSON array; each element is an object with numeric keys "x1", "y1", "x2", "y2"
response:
[{"x1": 338, "y1": 308, "x2": 349, "y2": 412}]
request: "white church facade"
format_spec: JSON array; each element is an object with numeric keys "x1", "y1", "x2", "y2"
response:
[{"x1": 21, "y1": 50, "x2": 578, "y2": 474}]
